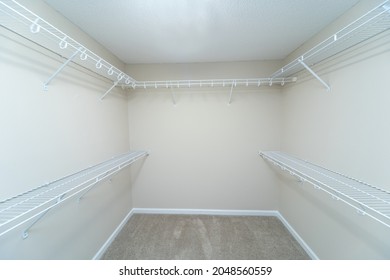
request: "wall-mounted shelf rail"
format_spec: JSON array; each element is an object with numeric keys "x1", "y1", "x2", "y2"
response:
[
  {"x1": 260, "y1": 151, "x2": 390, "y2": 229},
  {"x1": 271, "y1": 0, "x2": 390, "y2": 90},
  {"x1": 0, "y1": 151, "x2": 149, "y2": 239},
  {"x1": 0, "y1": 0, "x2": 135, "y2": 95}
]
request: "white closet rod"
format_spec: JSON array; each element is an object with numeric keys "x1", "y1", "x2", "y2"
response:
[{"x1": 125, "y1": 77, "x2": 297, "y2": 90}]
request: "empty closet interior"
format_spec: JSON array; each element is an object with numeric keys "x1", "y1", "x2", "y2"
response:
[{"x1": 1, "y1": 0, "x2": 390, "y2": 259}]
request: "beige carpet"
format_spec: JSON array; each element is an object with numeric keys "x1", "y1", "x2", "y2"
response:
[{"x1": 101, "y1": 214, "x2": 310, "y2": 260}]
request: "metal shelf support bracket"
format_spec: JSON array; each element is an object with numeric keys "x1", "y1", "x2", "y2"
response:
[
  {"x1": 228, "y1": 81, "x2": 235, "y2": 105},
  {"x1": 298, "y1": 58, "x2": 331, "y2": 91},
  {"x1": 77, "y1": 178, "x2": 100, "y2": 202},
  {"x1": 101, "y1": 81, "x2": 119, "y2": 100},
  {"x1": 169, "y1": 84, "x2": 177, "y2": 106},
  {"x1": 22, "y1": 194, "x2": 65, "y2": 239},
  {"x1": 43, "y1": 48, "x2": 82, "y2": 91}
]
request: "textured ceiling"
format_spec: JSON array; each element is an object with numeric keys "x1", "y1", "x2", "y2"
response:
[{"x1": 44, "y1": 0, "x2": 360, "y2": 64}]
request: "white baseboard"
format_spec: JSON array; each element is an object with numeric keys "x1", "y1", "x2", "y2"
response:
[
  {"x1": 132, "y1": 207, "x2": 279, "y2": 217},
  {"x1": 95, "y1": 207, "x2": 318, "y2": 260},
  {"x1": 93, "y1": 208, "x2": 135, "y2": 260},
  {"x1": 275, "y1": 212, "x2": 319, "y2": 260}
]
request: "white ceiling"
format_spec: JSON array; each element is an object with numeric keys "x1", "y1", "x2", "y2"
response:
[{"x1": 44, "y1": 0, "x2": 360, "y2": 64}]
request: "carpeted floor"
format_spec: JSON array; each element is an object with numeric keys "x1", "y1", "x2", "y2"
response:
[{"x1": 101, "y1": 214, "x2": 310, "y2": 260}]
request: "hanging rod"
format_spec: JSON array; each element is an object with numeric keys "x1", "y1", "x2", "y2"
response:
[
  {"x1": 0, "y1": 0, "x2": 135, "y2": 95},
  {"x1": 123, "y1": 77, "x2": 297, "y2": 90},
  {"x1": 271, "y1": 0, "x2": 390, "y2": 89},
  {"x1": 0, "y1": 151, "x2": 149, "y2": 239},
  {"x1": 260, "y1": 151, "x2": 390, "y2": 229}
]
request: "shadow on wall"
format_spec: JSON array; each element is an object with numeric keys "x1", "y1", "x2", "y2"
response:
[
  {"x1": 130, "y1": 155, "x2": 149, "y2": 186},
  {"x1": 0, "y1": 30, "x2": 126, "y2": 100},
  {"x1": 292, "y1": 30, "x2": 390, "y2": 87}
]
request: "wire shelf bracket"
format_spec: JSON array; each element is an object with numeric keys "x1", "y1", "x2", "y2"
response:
[
  {"x1": 43, "y1": 47, "x2": 82, "y2": 91},
  {"x1": 101, "y1": 81, "x2": 119, "y2": 100},
  {"x1": 259, "y1": 151, "x2": 390, "y2": 229},
  {"x1": 169, "y1": 85, "x2": 177, "y2": 106},
  {"x1": 298, "y1": 58, "x2": 331, "y2": 91},
  {"x1": 22, "y1": 193, "x2": 65, "y2": 239},
  {"x1": 0, "y1": 151, "x2": 149, "y2": 239},
  {"x1": 228, "y1": 81, "x2": 235, "y2": 105}
]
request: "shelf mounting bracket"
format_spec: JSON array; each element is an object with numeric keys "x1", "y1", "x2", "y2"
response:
[
  {"x1": 78, "y1": 171, "x2": 114, "y2": 201},
  {"x1": 299, "y1": 58, "x2": 331, "y2": 91},
  {"x1": 170, "y1": 85, "x2": 177, "y2": 106},
  {"x1": 101, "y1": 81, "x2": 119, "y2": 100},
  {"x1": 22, "y1": 194, "x2": 66, "y2": 239},
  {"x1": 43, "y1": 48, "x2": 82, "y2": 91},
  {"x1": 228, "y1": 81, "x2": 235, "y2": 105},
  {"x1": 78, "y1": 178, "x2": 100, "y2": 202}
]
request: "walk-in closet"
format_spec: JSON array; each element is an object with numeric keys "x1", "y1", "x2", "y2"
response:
[{"x1": 1, "y1": 0, "x2": 389, "y2": 260}]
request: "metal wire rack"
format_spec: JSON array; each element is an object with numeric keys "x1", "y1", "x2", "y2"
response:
[
  {"x1": 260, "y1": 151, "x2": 390, "y2": 229},
  {"x1": 0, "y1": 0, "x2": 136, "y2": 94},
  {"x1": 0, "y1": 151, "x2": 149, "y2": 239},
  {"x1": 3, "y1": 1, "x2": 388, "y2": 97},
  {"x1": 0, "y1": 0, "x2": 296, "y2": 100},
  {"x1": 271, "y1": 0, "x2": 390, "y2": 90}
]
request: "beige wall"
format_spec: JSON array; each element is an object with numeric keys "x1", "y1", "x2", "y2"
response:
[
  {"x1": 127, "y1": 62, "x2": 283, "y2": 210},
  {"x1": 0, "y1": 1, "x2": 131, "y2": 259},
  {"x1": 279, "y1": 0, "x2": 390, "y2": 259}
]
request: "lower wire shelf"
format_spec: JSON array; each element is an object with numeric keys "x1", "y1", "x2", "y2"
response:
[
  {"x1": 260, "y1": 151, "x2": 390, "y2": 229},
  {"x1": 0, "y1": 150, "x2": 149, "y2": 238}
]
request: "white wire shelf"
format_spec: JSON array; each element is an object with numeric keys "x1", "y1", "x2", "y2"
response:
[
  {"x1": 0, "y1": 0, "x2": 136, "y2": 92},
  {"x1": 0, "y1": 0, "x2": 297, "y2": 100},
  {"x1": 0, "y1": 151, "x2": 149, "y2": 239},
  {"x1": 260, "y1": 151, "x2": 390, "y2": 229},
  {"x1": 271, "y1": 0, "x2": 390, "y2": 90},
  {"x1": 124, "y1": 77, "x2": 296, "y2": 90},
  {"x1": 123, "y1": 77, "x2": 297, "y2": 105},
  {"x1": 2, "y1": 0, "x2": 389, "y2": 97}
]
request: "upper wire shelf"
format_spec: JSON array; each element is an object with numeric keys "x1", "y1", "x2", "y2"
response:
[
  {"x1": 2, "y1": 0, "x2": 389, "y2": 96},
  {"x1": 260, "y1": 151, "x2": 390, "y2": 229},
  {"x1": 0, "y1": 0, "x2": 296, "y2": 100},
  {"x1": 0, "y1": 151, "x2": 149, "y2": 239},
  {"x1": 0, "y1": 0, "x2": 136, "y2": 90},
  {"x1": 271, "y1": 0, "x2": 390, "y2": 88}
]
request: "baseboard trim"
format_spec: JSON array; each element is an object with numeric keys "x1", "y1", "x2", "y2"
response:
[
  {"x1": 275, "y1": 212, "x2": 319, "y2": 260},
  {"x1": 132, "y1": 208, "x2": 279, "y2": 217},
  {"x1": 93, "y1": 208, "x2": 135, "y2": 260},
  {"x1": 95, "y1": 207, "x2": 318, "y2": 260}
]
